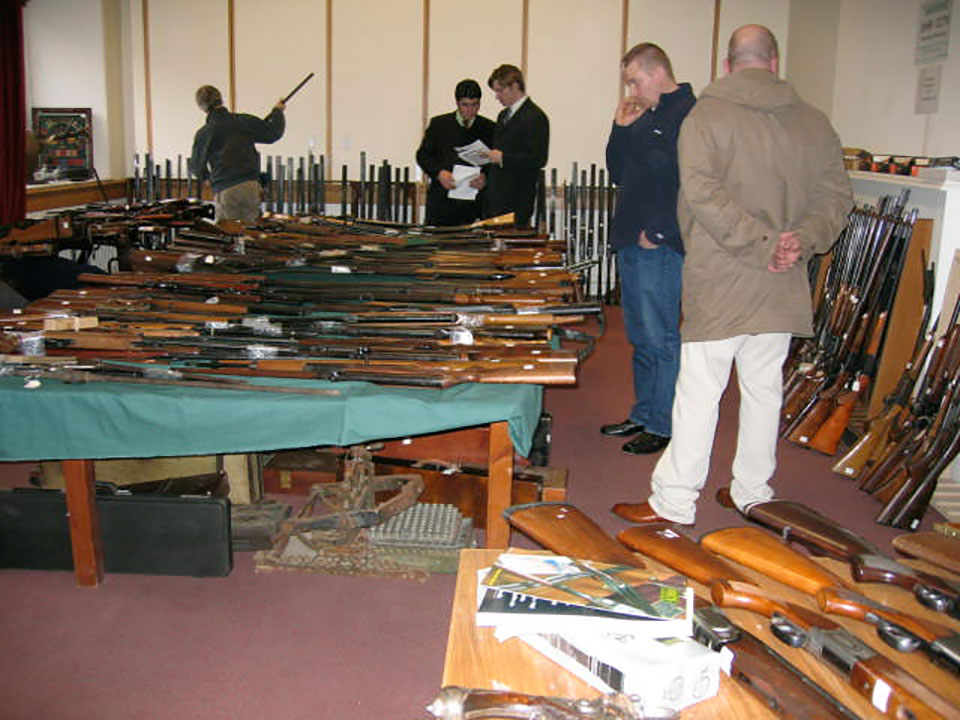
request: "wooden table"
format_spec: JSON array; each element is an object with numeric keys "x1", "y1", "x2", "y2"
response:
[
  {"x1": 442, "y1": 548, "x2": 960, "y2": 719},
  {"x1": 2, "y1": 372, "x2": 542, "y2": 587},
  {"x1": 60, "y1": 421, "x2": 517, "y2": 587}
]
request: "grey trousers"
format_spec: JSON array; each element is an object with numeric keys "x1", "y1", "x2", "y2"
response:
[{"x1": 214, "y1": 179, "x2": 261, "y2": 222}]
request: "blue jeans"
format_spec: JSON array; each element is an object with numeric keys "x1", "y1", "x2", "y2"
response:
[{"x1": 617, "y1": 243, "x2": 683, "y2": 437}]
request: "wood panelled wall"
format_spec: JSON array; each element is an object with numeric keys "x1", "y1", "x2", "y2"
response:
[{"x1": 126, "y1": 0, "x2": 791, "y2": 180}]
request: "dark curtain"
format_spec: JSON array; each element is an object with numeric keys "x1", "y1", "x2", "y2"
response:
[{"x1": 0, "y1": 0, "x2": 28, "y2": 225}]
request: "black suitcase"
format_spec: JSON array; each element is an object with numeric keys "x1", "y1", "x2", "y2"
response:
[{"x1": 0, "y1": 488, "x2": 233, "y2": 577}]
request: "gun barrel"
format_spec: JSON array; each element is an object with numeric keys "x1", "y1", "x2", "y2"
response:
[{"x1": 281, "y1": 71, "x2": 315, "y2": 104}]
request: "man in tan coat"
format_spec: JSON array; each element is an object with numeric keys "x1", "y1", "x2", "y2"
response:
[{"x1": 613, "y1": 24, "x2": 853, "y2": 526}]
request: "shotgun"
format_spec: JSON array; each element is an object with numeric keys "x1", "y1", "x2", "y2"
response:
[
  {"x1": 893, "y1": 532, "x2": 960, "y2": 576},
  {"x1": 871, "y1": 374, "x2": 960, "y2": 510},
  {"x1": 700, "y1": 526, "x2": 960, "y2": 674},
  {"x1": 877, "y1": 418, "x2": 960, "y2": 530},
  {"x1": 503, "y1": 502, "x2": 859, "y2": 720},
  {"x1": 280, "y1": 72, "x2": 314, "y2": 105},
  {"x1": 730, "y1": 499, "x2": 960, "y2": 618},
  {"x1": 618, "y1": 524, "x2": 957, "y2": 720},
  {"x1": 832, "y1": 324, "x2": 935, "y2": 479}
]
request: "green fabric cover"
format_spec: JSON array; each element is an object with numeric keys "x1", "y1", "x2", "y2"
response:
[{"x1": 0, "y1": 375, "x2": 542, "y2": 461}]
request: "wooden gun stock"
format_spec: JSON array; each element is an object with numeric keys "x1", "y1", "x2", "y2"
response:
[
  {"x1": 833, "y1": 402, "x2": 901, "y2": 479},
  {"x1": 617, "y1": 525, "x2": 752, "y2": 585},
  {"x1": 741, "y1": 500, "x2": 960, "y2": 617},
  {"x1": 712, "y1": 581, "x2": 958, "y2": 720},
  {"x1": 618, "y1": 526, "x2": 957, "y2": 720},
  {"x1": 780, "y1": 371, "x2": 828, "y2": 436},
  {"x1": 807, "y1": 374, "x2": 869, "y2": 455},
  {"x1": 893, "y1": 532, "x2": 960, "y2": 576},
  {"x1": 701, "y1": 527, "x2": 960, "y2": 672},
  {"x1": 504, "y1": 504, "x2": 859, "y2": 720},
  {"x1": 878, "y1": 424, "x2": 960, "y2": 530},
  {"x1": 859, "y1": 426, "x2": 925, "y2": 494},
  {"x1": 786, "y1": 372, "x2": 850, "y2": 447},
  {"x1": 836, "y1": 328, "x2": 936, "y2": 478},
  {"x1": 503, "y1": 502, "x2": 643, "y2": 567}
]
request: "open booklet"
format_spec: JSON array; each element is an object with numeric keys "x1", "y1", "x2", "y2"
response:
[
  {"x1": 476, "y1": 552, "x2": 692, "y2": 640},
  {"x1": 454, "y1": 139, "x2": 491, "y2": 166}
]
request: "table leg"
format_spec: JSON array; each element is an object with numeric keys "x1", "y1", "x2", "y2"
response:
[
  {"x1": 485, "y1": 421, "x2": 513, "y2": 548},
  {"x1": 62, "y1": 459, "x2": 104, "y2": 587}
]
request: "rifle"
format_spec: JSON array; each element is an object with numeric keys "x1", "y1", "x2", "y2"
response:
[
  {"x1": 700, "y1": 526, "x2": 960, "y2": 674},
  {"x1": 727, "y1": 498, "x2": 960, "y2": 618},
  {"x1": 0, "y1": 364, "x2": 340, "y2": 397},
  {"x1": 869, "y1": 373, "x2": 960, "y2": 512},
  {"x1": 893, "y1": 532, "x2": 960, "y2": 576},
  {"x1": 503, "y1": 502, "x2": 860, "y2": 720},
  {"x1": 832, "y1": 320, "x2": 935, "y2": 479},
  {"x1": 781, "y1": 201, "x2": 914, "y2": 444},
  {"x1": 876, "y1": 415, "x2": 960, "y2": 530},
  {"x1": 618, "y1": 524, "x2": 957, "y2": 720},
  {"x1": 280, "y1": 72, "x2": 314, "y2": 105}
]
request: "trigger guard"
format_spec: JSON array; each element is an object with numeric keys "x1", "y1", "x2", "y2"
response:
[
  {"x1": 876, "y1": 620, "x2": 923, "y2": 653},
  {"x1": 770, "y1": 616, "x2": 807, "y2": 648}
]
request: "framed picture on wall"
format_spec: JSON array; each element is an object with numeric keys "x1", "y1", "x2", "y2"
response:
[{"x1": 31, "y1": 107, "x2": 93, "y2": 181}]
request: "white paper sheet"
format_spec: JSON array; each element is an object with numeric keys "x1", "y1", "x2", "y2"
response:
[
  {"x1": 448, "y1": 164, "x2": 481, "y2": 200},
  {"x1": 455, "y1": 139, "x2": 491, "y2": 166}
]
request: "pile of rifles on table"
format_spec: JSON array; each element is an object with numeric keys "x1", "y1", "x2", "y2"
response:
[
  {"x1": 1, "y1": 201, "x2": 602, "y2": 393},
  {"x1": 779, "y1": 190, "x2": 960, "y2": 530}
]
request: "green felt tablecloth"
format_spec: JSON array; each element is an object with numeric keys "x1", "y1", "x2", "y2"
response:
[{"x1": 0, "y1": 374, "x2": 542, "y2": 461}]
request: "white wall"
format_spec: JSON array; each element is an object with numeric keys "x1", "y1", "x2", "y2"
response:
[
  {"x1": 785, "y1": 0, "x2": 840, "y2": 118},
  {"x1": 235, "y1": 0, "x2": 327, "y2": 165},
  {"x1": 716, "y1": 0, "x2": 791, "y2": 74},
  {"x1": 528, "y1": 0, "x2": 622, "y2": 183},
  {"x1": 427, "y1": 0, "x2": 520, "y2": 176},
  {"x1": 631, "y1": 0, "x2": 715, "y2": 96},
  {"x1": 24, "y1": 0, "x2": 113, "y2": 176},
  {"x1": 832, "y1": 0, "x2": 959, "y2": 155}
]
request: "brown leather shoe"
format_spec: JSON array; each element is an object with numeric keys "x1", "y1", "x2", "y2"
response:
[
  {"x1": 715, "y1": 486, "x2": 735, "y2": 509},
  {"x1": 611, "y1": 500, "x2": 691, "y2": 527}
]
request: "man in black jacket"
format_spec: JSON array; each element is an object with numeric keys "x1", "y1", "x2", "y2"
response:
[
  {"x1": 190, "y1": 85, "x2": 285, "y2": 222},
  {"x1": 416, "y1": 79, "x2": 496, "y2": 226},
  {"x1": 481, "y1": 64, "x2": 549, "y2": 227}
]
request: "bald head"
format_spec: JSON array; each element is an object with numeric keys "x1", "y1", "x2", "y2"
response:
[{"x1": 727, "y1": 24, "x2": 779, "y2": 72}]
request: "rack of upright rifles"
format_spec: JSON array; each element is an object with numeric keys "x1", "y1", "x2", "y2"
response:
[
  {"x1": 1, "y1": 202, "x2": 602, "y2": 394},
  {"x1": 780, "y1": 190, "x2": 960, "y2": 530}
]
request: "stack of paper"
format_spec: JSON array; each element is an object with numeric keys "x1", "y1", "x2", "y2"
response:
[{"x1": 476, "y1": 552, "x2": 719, "y2": 712}]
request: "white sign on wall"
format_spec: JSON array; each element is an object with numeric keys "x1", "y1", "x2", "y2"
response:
[
  {"x1": 916, "y1": 65, "x2": 942, "y2": 113},
  {"x1": 916, "y1": 0, "x2": 952, "y2": 65}
]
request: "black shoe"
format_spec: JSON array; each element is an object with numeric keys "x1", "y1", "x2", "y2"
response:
[
  {"x1": 600, "y1": 419, "x2": 645, "y2": 437},
  {"x1": 622, "y1": 431, "x2": 670, "y2": 455}
]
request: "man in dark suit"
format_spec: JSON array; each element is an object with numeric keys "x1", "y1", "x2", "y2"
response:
[
  {"x1": 482, "y1": 64, "x2": 549, "y2": 227},
  {"x1": 416, "y1": 79, "x2": 497, "y2": 226}
]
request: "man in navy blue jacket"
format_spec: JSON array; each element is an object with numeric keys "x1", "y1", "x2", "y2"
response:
[
  {"x1": 190, "y1": 85, "x2": 285, "y2": 222},
  {"x1": 601, "y1": 43, "x2": 695, "y2": 455}
]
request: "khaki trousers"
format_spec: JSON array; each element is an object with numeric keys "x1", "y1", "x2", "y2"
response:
[
  {"x1": 214, "y1": 179, "x2": 261, "y2": 223},
  {"x1": 649, "y1": 332, "x2": 792, "y2": 524}
]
